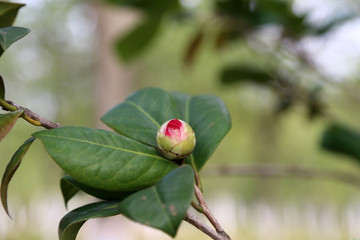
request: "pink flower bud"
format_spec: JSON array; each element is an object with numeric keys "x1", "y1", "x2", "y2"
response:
[{"x1": 156, "y1": 119, "x2": 196, "y2": 160}]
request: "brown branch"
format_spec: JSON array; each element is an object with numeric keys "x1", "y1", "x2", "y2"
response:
[
  {"x1": 193, "y1": 183, "x2": 231, "y2": 240},
  {"x1": 202, "y1": 164, "x2": 360, "y2": 188},
  {"x1": 0, "y1": 99, "x2": 60, "y2": 129},
  {"x1": 184, "y1": 211, "x2": 229, "y2": 240}
]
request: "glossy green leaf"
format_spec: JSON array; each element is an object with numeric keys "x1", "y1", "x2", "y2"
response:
[
  {"x1": 59, "y1": 200, "x2": 121, "y2": 240},
  {"x1": 0, "y1": 26, "x2": 30, "y2": 56},
  {"x1": 59, "y1": 166, "x2": 193, "y2": 240},
  {"x1": 60, "y1": 175, "x2": 134, "y2": 207},
  {"x1": 33, "y1": 127, "x2": 178, "y2": 192},
  {"x1": 1, "y1": 137, "x2": 35, "y2": 217},
  {"x1": 118, "y1": 165, "x2": 194, "y2": 237},
  {"x1": 220, "y1": 65, "x2": 272, "y2": 85},
  {"x1": 102, "y1": 87, "x2": 231, "y2": 171},
  {"x1": 0, "y1": 110, "x2": 23, "y2": 142},
  {"x1": 0, "y1": 2, "x2": 25, "y2": 28},
  {"x1": 321, "y1": 124, "x2": 360, "y2": 162},
  {"x1": 102, "y1": 87, "x2": 180, "y2": 147},
  {"x1": 0, "y1": 75, "x2": 4, "y2": 99},
  {"x1": 172, "y1": 92, "x2": 231, "y2": 170},
  {"x1": 115, "y1": 17, "x2": 162, "y2": 62}
]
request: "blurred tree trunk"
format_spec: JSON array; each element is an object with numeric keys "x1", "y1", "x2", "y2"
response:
[{"x1": 94, "y1": 4, "x2": 139, "y2": 128}]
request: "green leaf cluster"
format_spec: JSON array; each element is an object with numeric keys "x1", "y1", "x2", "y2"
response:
[
  {"x1": 1, "y1": 87, "x2": 231, "y2": 239},
  {"x1": 0, "y1": 1, "x2": 30, "y2": 56}
]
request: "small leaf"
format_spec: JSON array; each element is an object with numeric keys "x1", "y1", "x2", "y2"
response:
[
  {"x1": 0, "y1": 110, "x2": 23, "y2": 142},
  {"x1": 59, "y1": 200, "x2": 121, "y2": 240},
  {"x1": 60, "y1": 176, "x2": 80, "y2": 208},
  {"x1": 1, "y1": 137, "x2": 36, "y2": 217},
  {"x1": 102, "y1": 87, "x2": 180, "y2": 147},
  {"x1": 118, "y1": 165, "x2": 194, "y2": 237},
  {"x1": 172, "y1": 92, "x2": 232, "y2": 170},
  {"x1": 321, "y1": 124, "x2": 360, "y2": 162},
  {"x1": 0, "y1": 2, "x2": 25, "y2": 28},
  {"x1": 0, "y1": 26, "x2": 30, "y2": 56},
  {"x1": 61, "y1": 175, "x2": 134, "y2": 207},
  {"x1": 220, "y1": 65, "x2": 272, "y2": 85},
  {"x1": 115, "y1": 17, "x2": 162, "y2": 62},
  {"x1": 0, "y1": 75, "x2": 4, "y2": 99},
  {"x1": 183, "y1": 29, "x2": 204, "y2": 67},
  {"x1": 33, "y1": 127, "x2": 178, "y2": 192}
]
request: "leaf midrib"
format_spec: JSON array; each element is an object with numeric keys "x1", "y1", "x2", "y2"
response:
[
  {"x1": 38, "y1": 134, "x2": 165, "y2": 160},
  {"x1": 127, "y1": 100, "x2": 161, "y2": 128}
]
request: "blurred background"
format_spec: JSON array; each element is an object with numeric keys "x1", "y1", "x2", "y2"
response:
[{"x1": 1, "y1": 0, "x2": 360, "y2": 239}]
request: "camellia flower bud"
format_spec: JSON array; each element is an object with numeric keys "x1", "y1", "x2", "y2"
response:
[{"x1": 156, "y1": 119, "x2": 196, "y2": 160}]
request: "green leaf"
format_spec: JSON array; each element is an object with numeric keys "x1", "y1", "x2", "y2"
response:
[
  {"x1": 0, "y1": 75, "x2": 4, "y2": 99},
  {"x1": 118, "y1": 165, "x2": 194, "y2": 237},
  {"x1": 0, "y1": 26, "x2": 30, "y2": 56},
  {"x1": 102, "y1": 87, "x2": 231, "y2": 171},
  {"x1": 33, "y1": 127, "x2": 178, "y2": 192},
  {"x1": 0, "y1": 2, "x2": 25, "y2": 28},
  {"x1": 102, "y1": 87, "x2": 180, "y2": 147},
  {"x1": 60, "y1": 175, "x2": 134, "y2": 207},
  {"x1": 0, "y1": 110, "x2": 23, "y2": 142},
  {"x1": 172, "y1": 92, "x2": 231, "y2": 170},
  {"x1": 115, "y1": 17, "x2": 162, "y2": 62},
  {"x1": 59, "y1": 200, "x2": 121, "y2": 240},
  {"x1": 1, "y1": 137, "x2": 35, "y2": 217},
  {"x1": 220, "y1": 65, "x2": 272, "y2": 85},
  {"x1": 321, "y1": 124, "x2": 360, "y2": 162},
  {"x1": 59, "y1": 166, "x2": 193, "y2": 240},
  {"x1": 60, "y1": 176, "x2": 80, "y2": 208}
]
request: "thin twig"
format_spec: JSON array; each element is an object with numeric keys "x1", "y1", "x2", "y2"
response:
[
  {"x1": 202, "y1": 164, "x2": 360, "y2": 188},
  {"x1": 0, "y1": 99, "x2": 60, "y2": 129},
  {"x1": 193, "y1": 184, "x2": 231, "y2": 240},
  {"x1": 184, "y1": 211, "x2": 229, "y2": 240}
]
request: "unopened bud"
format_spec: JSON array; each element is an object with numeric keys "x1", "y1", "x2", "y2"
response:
[{"x1": 156, "y1": 119, "x2": 196, "y2": 160}]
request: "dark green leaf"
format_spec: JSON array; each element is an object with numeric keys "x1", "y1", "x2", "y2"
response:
[
  {"x1": 59, "y1": 200, "x2": 121, "y2": 240},
  {"x1": 33, "y1": 127, "x2": 177, "y2": 192},
  {"x1": 0, "y1": 26, "x2": 30, "y2": 56},
  {"x1": 59, "y1": 166, "x2": 193, "y2": 240},
  {"x1": 118, "y1": 165, "x2": 194, "y2": 237},
  {"x1": 321, "y1": 124, "x2": 360, "y2": 162},
  {"x1": 102, "y1": 88, "x2": 231, "y2": 171},
  {"x1": 0, "y1": 2, "x2": 25, "y2": 28},
  {"x1": 115, "y1": 17, "x2": 162, "y2": 62},
  {"x1": 221, "y1": 65, "x2": 272, "y2": 85},
  {"x1": 0, "y1": 110, "x2": 23, "y2": 142},
  {"x1": 60, "y1": 176, "x2": 80, "y2": 208},
  {"x1": 102, "y1": 87, "x2": 180, "y2": 147},
  {"x1": 1, "y1": 137, "x2": 35, "y2": 217},
  {"x1": 0, "y1": 75, "x2": 4, "y2": 99},
  {"x1": 61, "y1": 175, "x2": 134, "y2": 207},
  {"x1": 172, "y1": 92, "x2": 232, "y2": 170}
]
